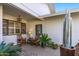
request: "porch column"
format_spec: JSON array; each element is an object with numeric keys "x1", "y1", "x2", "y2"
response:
[{"x1": 0, "y1": 4, "x2": 3, "y2": 44}]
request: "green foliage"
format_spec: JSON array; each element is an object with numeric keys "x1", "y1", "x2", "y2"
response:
[
  {"x1": 39, "y1": 34, "x2": 51, "y2": 48},
  {"x1": 0, "y1": 41, "x2": 21, "y2": 56},
  {"x1": 50, "y1": 44, "x2": 58, "y2": 49},
  {"x1": 27, "y1": 33, "x2": 58, "y2": 49},
  {"x1": 48, "y1": 42, "x2": 58, "y2": 49},
  {"x1": 47, "y1": 42, "x2": 54, "y2": 47},
  {"x1": 54, "y1": 44, "x2": 58, "y2": 49}
]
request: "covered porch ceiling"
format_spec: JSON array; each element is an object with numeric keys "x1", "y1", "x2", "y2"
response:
[
  {"x1": 3, "y1": 3, "x2": 41, "y2": 21},
  {"x1": 9, "y1": 3, "x2": 55, "y2": 19}
]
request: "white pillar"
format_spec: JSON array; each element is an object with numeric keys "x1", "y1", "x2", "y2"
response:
[{"x1": 0, "y1": 4, "x2": 3, "y2": 44}]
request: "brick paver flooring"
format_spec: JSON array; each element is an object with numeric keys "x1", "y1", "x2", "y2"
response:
[
  {"x1": 20, "y1": 44, "x2": 60, "y2": 56},
  {"x1": 20, "y1": 44, "x2": 79, "y2": 56}
]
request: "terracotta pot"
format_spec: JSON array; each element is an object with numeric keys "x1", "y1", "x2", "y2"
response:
[{"x1": 60, "y1": 46, "x2": 75, "y2": 56}]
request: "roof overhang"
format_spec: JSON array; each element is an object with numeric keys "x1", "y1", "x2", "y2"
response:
[
  {"x1": 8, "y1": 3, "x2": 55, "y2": 20},
  {"x1": 40, "y1": 9, "x2": 79, "y2": 18}
]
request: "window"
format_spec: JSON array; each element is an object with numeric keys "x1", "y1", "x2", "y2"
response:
[
  {"x1": 15, "y1": 22, "x2": 21, "y2": 34},
  {"x1": 3, "y1": 19, "x2": 8, "y2": 35},
  {"x1": 21, "y1": 23, "x2": 26, "y2": 34},
  {"x1": 3, "y1": 19, "x2": 14, "y2": 35},
  {"x1": 3, "y1": 19, "x2": 26, "y2": 36},
  {"x1": 8, "y1": 20, "x2": 14, "y2": 35}
]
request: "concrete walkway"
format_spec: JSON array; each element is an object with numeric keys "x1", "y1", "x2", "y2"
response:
[{"x1": 20, "y1": 44, "x2": 60, "y2": 56}]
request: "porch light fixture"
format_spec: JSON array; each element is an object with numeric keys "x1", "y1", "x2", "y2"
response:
[{"x1": 28, "y1": 31, "x2": 32, "y2": 37}]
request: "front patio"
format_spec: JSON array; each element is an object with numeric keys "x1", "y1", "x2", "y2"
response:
[
  {"x1": 20, "y1": 44, "x2": 60, "y2": 56},
  {"x1": 19, "y1": 44, "x2": 79, "y2": 56}
]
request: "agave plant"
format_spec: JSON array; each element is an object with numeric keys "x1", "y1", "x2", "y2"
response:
[
  {"x1": 39, "y1": 34, "x2": 51, "y2": 48},
  {"x1": 0, "y1": 41, "x2": 21, "y2": 56}
]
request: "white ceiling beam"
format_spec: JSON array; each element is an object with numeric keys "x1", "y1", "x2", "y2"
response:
[{"x1": 47, "y1": 3, "x2": 55, "y2": 14}]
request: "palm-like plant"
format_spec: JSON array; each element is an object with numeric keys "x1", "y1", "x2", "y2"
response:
[{"x1": 39, "y1": 34, "x2": 51, "y2": 48}]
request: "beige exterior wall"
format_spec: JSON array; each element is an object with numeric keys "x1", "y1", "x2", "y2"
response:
[
  {"x1": 28, "y1": 12, "x2": 79, "y2": 46},
  {"x1": 28, "y1": 15, "x2": 64, "y2": 45},
  {"x1": 72, "y1": 12, "x2": 79, "y2": 47}
]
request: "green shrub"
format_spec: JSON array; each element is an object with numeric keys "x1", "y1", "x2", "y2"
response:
[
  {"x1": 47, "y1": 41, "x2": 58, "y2": 49},
  {"x1": 0, "y1": 41, "x2": 21, "y2": 56},
  {"x1": 50, "y1": 44, "x2": 58, "y2": 49},
  {"x1": 47, "y1": 42, "x2": 54, "y2": 47},
  {"x1": 39, "y1": 34, "x2": 51, "y2": 48}
]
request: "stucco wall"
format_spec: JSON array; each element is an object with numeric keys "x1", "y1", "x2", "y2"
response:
[
  {"x1": 28, "y1": 15, "x2": 64, "y2": 45},
  {"x1": 45, "y1": 16, "x2": 64, "y2": 45},
  {"x1": 72, "y1": 12, "x2": 79, "y2": 46},
  {"x1": 28, "y1": 13, "x2": 79, "y2": 47}
]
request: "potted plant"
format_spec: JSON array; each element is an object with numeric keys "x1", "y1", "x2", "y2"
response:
[{"x1": 60, "y1": 10, "x2": 75, "y2": 56}]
